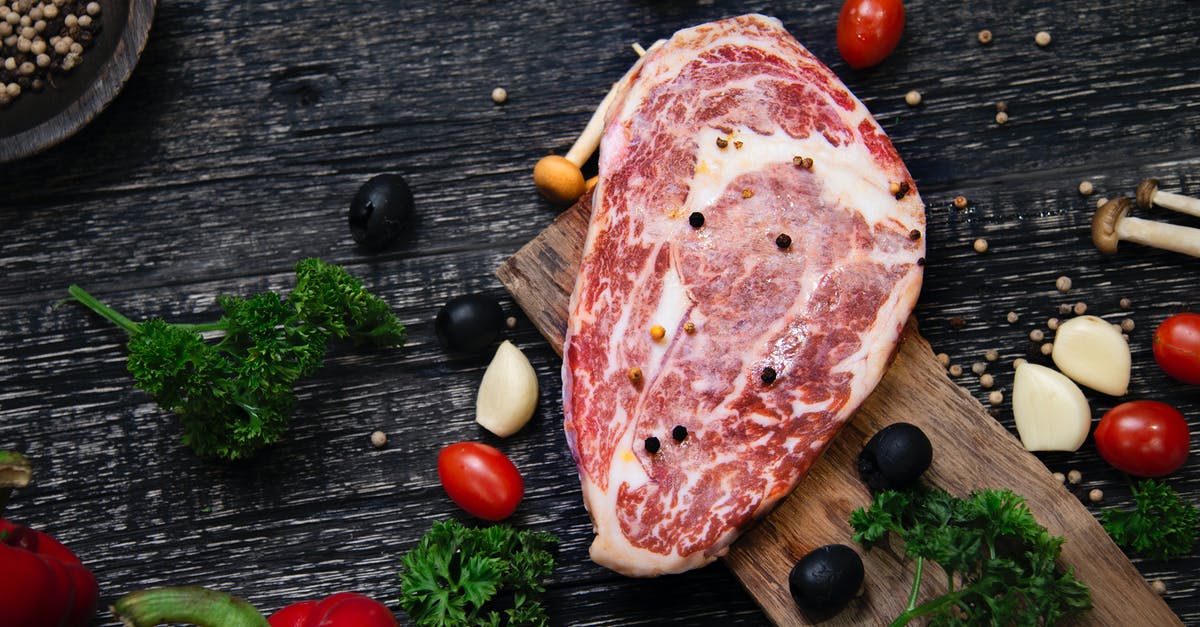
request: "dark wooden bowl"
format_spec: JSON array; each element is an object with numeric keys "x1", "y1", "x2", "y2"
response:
[{"x1": 0, "y1": 0, "x2": 156, "y2": 163}]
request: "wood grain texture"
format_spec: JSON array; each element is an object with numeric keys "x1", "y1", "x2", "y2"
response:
[
  {"x1": 0, "y1": 1, "x2": 1198, "y2": 625},
  {"x1": 497, "y1": 204, "x2": 1179, "y2": 625}
]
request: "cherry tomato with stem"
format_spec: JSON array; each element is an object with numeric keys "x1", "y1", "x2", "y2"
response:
[
  {"x1": 837, "y1": 0, "x2": 906, "y2": 69},
  {"x1": 1094, "y1": 401, "x2": 1190, "y2": 477},
  {"x1": 437, "y1": 442, "x2": 524, "y2": 521},
  {"x1": 1153, "y1": 312, "x2": 1200, "y2": 385}
]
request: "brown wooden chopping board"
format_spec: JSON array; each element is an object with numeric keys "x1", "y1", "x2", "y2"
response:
[{"x1": 496, "y1": 201, "x2": 1180, "y2": 626}]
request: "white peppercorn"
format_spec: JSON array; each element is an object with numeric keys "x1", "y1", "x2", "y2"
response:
[
  {"x1": 1055, "y1": 275, "x2": 1072, "y2": 292},
  {"x1": 979, "y1": 373, "x2": 994, "y2": 388},
  {"x1": 1006, "y1": 311, "x2": 1020, "y2": 324},
  {"x1": 1120, "y1": 318, "x2": 1135, "y2": 332},
  {"x1": 370, "y1": 430, "x2": 387, "y2": 449},
  {"x1": 86, "y1": 2, "x2": 101, "y2": 16},
  {"x1": 988, "y1": 390, "x2": 1003, "y2": 405},
  {"x1": 1040, "y1": 342, "x2": 1053, "y2": 356},
  {"x1": 1073, "y1": 302, "x2": 1087, "y2": 316},
  {"x1": 1035, "y1": 31, "x2": 1052, "y2": 47},
  {"x1": 1047, "y1": 318, "x2": 1059, "y2": 331},
  {"x1": 984, "y1": 349, "x2": 999, "y2": 362},
  {"x1": 971, "y1": 362, "x2": 987, "y2": 375},
  {"x1": 491, "y1": 86, "x2": 508, "y2": 104},
  {"x1": 1029, "y1": 329, "x2": 1045, "y2": 342},
  {"x1": 1067, "y1": 469, "x2": 1082, "y2": 484},
  {"x1": 77, "y1": 13, "x2": 91, "y2": 28},
  {"x1": 1088, "y1": 488, "x2": 1104, "y2": 503}
]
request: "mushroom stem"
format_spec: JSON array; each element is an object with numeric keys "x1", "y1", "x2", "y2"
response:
[
  {"x1": 533, "y1": 40, "x2": 665, "y2": 204},
  {"x1": 1137, "y1": 179, "x2": 1200, "y2": 218},
  {"x1": 1116, "y1": 215, "x2": 1200, "y2": 257}
]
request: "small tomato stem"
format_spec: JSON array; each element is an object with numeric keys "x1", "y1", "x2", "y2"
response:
[
  {"x1": 110, "y1": 586, "x2": 269, "y2": 627},
  {"x1": 66, "y1": 285, "x2": 141, "y2": 334}
]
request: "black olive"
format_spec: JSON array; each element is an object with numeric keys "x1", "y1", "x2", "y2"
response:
[
  {"x1": 788, "y1": 544, "x2": 864, "y2": 613},
  {"x1": 857, "y1": 422, "x2": 933, "y2": 492},
  {"x1": 348, "y1": 174, "x2": 414, "y2": 250},
  {"x1": 435, "y1": 295, "x2": 505, "y2": 354}
]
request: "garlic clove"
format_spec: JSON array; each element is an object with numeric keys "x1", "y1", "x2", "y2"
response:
[
  {"x1": 1051, "y1": 315, "x2": 1131, "y2": 396},
  {"x1": 476, "y1": 340, "x2": 539, "y2": 437},
  {"x1": 1012, "y1": 362, "x2": 1091, "y2": 452}
]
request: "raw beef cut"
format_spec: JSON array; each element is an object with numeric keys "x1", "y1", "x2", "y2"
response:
[{"x1": 562, "y1": 14, "x2": 925, "y2": 577}]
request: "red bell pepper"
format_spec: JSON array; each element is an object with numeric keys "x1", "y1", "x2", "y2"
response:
[
  {"x1": 111, "y1": 586, "x2": 400, "y2": 627},
  {"x1": 0, "y1": 451, "x2": 99, "y2": 627}
]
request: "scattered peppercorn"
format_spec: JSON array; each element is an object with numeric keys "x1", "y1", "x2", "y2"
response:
[
  {"x1": 988, "y1": 390, "x2": 1004, "y2": 405},
  {"x1": 491, "y1": 87, "x2": 508, "y2": 104},
  {"x1": 936, "y1": 353, "x2": 950, "y2": 367},
  {"x1": 977, "y1": 29, "x2": 993, "y2": 44},
  {"x1": 1067, "y1": 469, "x2": 1082, "y2": 484},
  {"x1": 1073, "y1": 302, "x2": 1087, "y2": 315},
  {"x1": 1118, "y1": 297, "x2": 1132, "y2": 309},
  {"x1": 1088, "y1": 488, "x2": 1104, "y2": 503},
  {"x1": 972, "y1": 238, "x2": 988, "y2": 253},
  {"x1": 952, "y1": 195, "x2": 968, "y2": 209},
  {"x1": 916, "y1": 257, "x2": 926, "y2": 266},
  {"x1": 1013, "y1": 357, "x2": 1028, "y2": 369},
  {"x1": 908, "y1": 229, "x2": 921, "y2": 241},
  {"x1": 683, "y1": 321, "x2": 696, "y2": 334},
  {"x1": 1029, "y1": 329, "x2": 1045, "y2": 342},
  {"x1": 971, "y1": 362, "x2": 987, "y2": 375},
  {"x1": 0, "y1": 0, "x2": 101, "y2": 108},
  {"x1": 1040, "y1": 342, "x2": 1053, "y2": 356},
  {"x1": 984, "y1": 349, "x2": 999, "y2": 362},
  {"x1": 627, "y1": 367, "x2": 643, "y2": 384},
  {"x1": 650, "y1": 325, "x2": 666, "y2": 341},
  {"x1": 979, "y1": 373, "x2": 994, "y2": 388},
  {"x1": 894, "y1": 181, "x2": 910, "y2": 200},
  {"x1": 645, "y1": 437, "x2": 661, "y2": 454},
  {"x1": 761, "y1": 367, "x2": 777, "y2": 384},
  {"x1": 1120, "y1": 318, "x2": 1135, "y2": 332},
  {"x1": 1055, "y1": 275, "x2": 1072, "y2": 292},
  {"x1": 370, "y1": 430, "x2": 388, "y2": 449},
  {"x1": 948, "y1": 364, "x2": 963, "y2": 377},
  {"x1": 775, "y1": 233, "x2": 792, "y2": 249},
  {"x1": 889, "y1": 181, "x2": 901, "y2": 196},
  {"x1": 716, "y1": 137, "x2": 729, "y2": 149},
  {"x1": 1058, "y1": 303, "x2": 1072, "y2": 315},
  {"x1": 995, "y1": 101, "x2": 1008, "y2": 113},
  {"x1": 1006, "y1": 311, "x2": 1020, "y2": 324},
  {"x1": 1151, "y1": 580, "x2": 1167, "y2": 596},
  {"x1": 742, "y1": 188, "x2": 754, "y2": 199},
  {"x1": 995, "y1": 111, "x2": 1009, "y2": 125},
  {"x1": 1053, "y1": 472, "x2": 1066, "y2": 484},
  {"x1": 689, "y1": 211, "x2": 705, "y2": 228},
  {"x1": 904, "y1": 89, "x2": 921, "y2": 107},
  {"x1": 672, "y1": 425, "x2": 688, "y2": 442},
  {"x1": 1047, "y1": 318, "x2": 1059, "y2": 331},
  {"x1": 1078, "y1": 181, "x2": 1094, "y2": 196},
  {"x1": 505, "y1": 316, "x2": 518, "y2": 330},
  {"x1": 792, "y1": 155, "x2": 814, "y2": 169},
  {"x1": 949, "y1": 316, "x2": 966, "y2": 329},
  {"x1": 1035, "y1": 31, "x2": 1051, "y2": 47}
]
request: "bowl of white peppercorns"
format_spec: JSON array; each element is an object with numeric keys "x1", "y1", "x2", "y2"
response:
[{"x1": 0, "y1": 0, "x2": 155, "y2": 162}]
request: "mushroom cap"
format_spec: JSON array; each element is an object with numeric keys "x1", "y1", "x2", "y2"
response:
[
  {"x1": 533, "y1": 155, "x2": 586, "y2": 205},
  {"x1": 1136, "y1": 178, "x2": 1159, "y2": 209},
  {"x1": 1092, "y1": 197, "x2": 1133, "y2": 255}
]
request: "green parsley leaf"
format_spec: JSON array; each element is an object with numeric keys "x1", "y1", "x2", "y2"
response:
[
  {"x1": 850, "y1": 487, "x2": 1091, "y2": 626},
  {"x1": 1102, "y1": 479, "x2": 1199, "y2": 561},
  {"x1": 399, "y1": 520, "x2": 557, "y2": 627}
]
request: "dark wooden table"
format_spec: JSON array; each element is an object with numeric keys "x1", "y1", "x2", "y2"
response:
[{"x1": 2, "y1": 1, "x2": 1198, "y2": 625}]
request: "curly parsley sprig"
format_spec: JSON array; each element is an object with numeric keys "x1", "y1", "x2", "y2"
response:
[
  {"x1": 851, "y1": 487, "x2": 1092, "y2": 626},
  {"x1": 65, "y1": 258, "x2": 406, "y2": 460},
  {"x1": 1102, "y1": 478, "x2": 1199, "y2": 561},
  {"x1": 399, "y1": 520, "x2": 557, "y2": 627}
]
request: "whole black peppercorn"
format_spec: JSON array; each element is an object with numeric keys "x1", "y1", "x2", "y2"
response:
[
  {"x1": 672, "y1": 425, "x2": 687, "y2": 442},
  {"x1": 761, "y1": 367, "x2": 777, "y2": 384},
  {"x1": 644, "y1": 437, "x2": 661, "y2": 454},
  {"x1": 776, "y1": 233, "x2": 792, "y2": 249},
  {"x1": 689, "y1": 212, "x2": 705, "y2": 228}
]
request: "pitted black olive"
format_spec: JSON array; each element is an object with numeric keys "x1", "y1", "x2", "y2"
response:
[{"x1": 857, "y1": 422, "x2": 933, "y2": 492}]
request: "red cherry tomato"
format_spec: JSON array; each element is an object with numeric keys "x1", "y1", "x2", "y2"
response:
[
  {"x1": 1153, "y1": 312, "x2": 1200, "y2": 385},
  {"x1": 1094, "y1": 401, "x2": 1191, "y2": 477},
  {"x1": 437, "y1": 442, "x2": 524, "y2": 521},
  {"x1": 837, "y1": 0, "x2": 906, "y2": 69}
]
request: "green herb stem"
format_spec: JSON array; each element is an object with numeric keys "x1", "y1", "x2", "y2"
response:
[
  {"x1": 110, "y1": 586, "x2": 269, "y2": 627},
  {"x1": 66, "y1": 285, "x2": 142, "y2": 334},
  {"x1": 904, "y1": 556, "x2": 924, "y2": 613},
  {"x1": 890, "y1": 586, "x2": 971, "y2": 627}
]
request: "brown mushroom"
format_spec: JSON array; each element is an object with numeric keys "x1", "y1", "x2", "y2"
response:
[
  {"x1": 1136, "y1": 178, "x2": 1200, "y2": 218},
  {"x1": 1092, "y1": 197, "x2": 1200, "y2": 257},
  {"x1": 532, "y1": 40, "x2": 663, "y2": 204}
]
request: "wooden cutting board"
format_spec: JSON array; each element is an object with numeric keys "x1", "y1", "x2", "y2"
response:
[{"x1": 496, "y1": 201, "x2": 1180, "y2": 626}]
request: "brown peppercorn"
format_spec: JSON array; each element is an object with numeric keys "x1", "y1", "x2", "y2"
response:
[
  {"x1": 683, "y1": 321, "x2": 696, "y2": 334},
  {"x1": 909, "y1": 229, "x2": 921, "y2": 241},
  {"x1": 775, "y1": 233, "x2": 792, "y2": 249},
  {"x1": 949, "y1": 316, "x2": 966, "y2": 329},
  {"x1": 952, "y1": 195, "x2": 968, "y2": 209},
  {"x1": 894, "y1": 181, "x2": 910, "y2": 199},
  {"x1": 761, "y1": 366, "x2": 777, "y2": 384},
  {"x1": 716, "y1": 137, "x2": 728, "y2": 149},
  {"x1": 977, "y1": 29, "x2": 993, "y2": 44},
  {"x1": 1119, "y1": 297, "x2": 1132, "y2": 309},
  {"x1": 627, "y1": 367, "x2": 643, "y2": 384},
  {"x1": 972, "y1": 238, "x2": 988, "y2": 253}
]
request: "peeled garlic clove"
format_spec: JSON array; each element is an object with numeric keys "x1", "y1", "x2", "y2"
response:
[
  {"x1": 1051, "y1": 315, "x2": 1130, "y2": 396},
  {"x1": 1012, "y1": 362, "x2": 1091, "y2": 452},
  {"x1": 476, "y1": 340, "x2": 539, "y2": 437}
]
